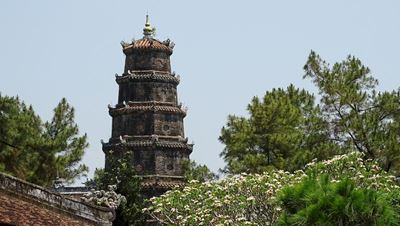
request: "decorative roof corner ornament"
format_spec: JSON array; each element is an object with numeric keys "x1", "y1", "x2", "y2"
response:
[
  {"x1": 162, "y1": 39, "x2": 170, "y2": 45},
  {"x1": 120, "y1": 40, "x2": 129, "y2": 48},
  {"x1": 119, "y1": 135, "x2": 126, "y2": 144},
  {"x1": 163, "y1": 39, "x2": 175, "y2": 49},
  {"x1": 151, "y1": 134, "x2": 159, "y2": 142},
  {"x1": 143, "y1": 14, "x2": 156, "y2": 38},
  {"x1": 169, "y1": 41, "x2": 175, "y2": 49}
]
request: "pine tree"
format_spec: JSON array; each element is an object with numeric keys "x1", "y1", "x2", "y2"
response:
[
  {"x1": 304, "y1": 51, "x2": 400, "y2": 175},
  {"x1": 95, "y1": 152, "x2": 144, "y2": 226},
  {"x1": 182, "y1": 159, "x2": 219, "y2": 182},
  {"x1": 0, "y1": 95, "x2": 42, "y2": 180},
  {"x1": 278, "y1": 175, "x2": 398, "y2": 226},
  {"x1": 0, "y1": 95, "x2": 88, "y2": 186},
  {"x1": 219, "y1": 85, "x2": 340, "y2": 174},
  {"x1": 220, "y1": 52, "x2": 400, "y2": 175}
]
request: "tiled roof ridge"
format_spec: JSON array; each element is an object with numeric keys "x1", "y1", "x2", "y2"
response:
[
  {"x1": 115, "y1": 71, "x2": 180, "y2": 84},
  {"x1": 115, "y1": 101, "x2": 175, "y2": 108},
  {"x1": 136, "y1": 174, "x2": 184, "y2": 179},
  {"x1": 121, "y1": 38, "x2": 174, "y2": 54},
  {"x1": 103, "y1": 140, "x2": 194, "y2": 151},
  {"x1": 139, "y1": 175, "x2": 186, "y2": 189},
  {"x1": 125, "y1": 70, "x2": 171, "y2": 75},
  {"x1": 107, "y1": 135, "x2": 188, "y2": 143},
  {"x1": 109, "y1": 105, "x2": 186, "y2": 117},
  {"x1": 140, "y1": 180, "x2": 186, "y2": 189}
]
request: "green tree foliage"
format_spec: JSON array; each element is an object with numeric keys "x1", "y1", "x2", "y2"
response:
[
  {"x1": 387, "y1": 189, "x2": 400, "y2": 220},
  {"x1": 304, "y1": 51, "x2": 400, "y2": 174},
  {"x1": 96, "y1": 152, "x2": 144, "y2": 226},
  {"x1": 0, "y1": 95, "x2": 42, "y2": 179},
  {"x1": 0, "y1": 95, "x2": 88, "y2": 187},
  {"x1": 221, "y1": 51, "x2": 400, "y2": 175},
  {"x1": 182, "y1": 159, "x2": 219, "y2": 182},
  {"x1": 278, "y1": 175, "x2": 398, "y2": 226},
  {"x1": 219, "y1": 84, "x2": 340, "y2": 174},
  {"x1": 33, "y1": 98, "x2": 89, "y2": 186}
]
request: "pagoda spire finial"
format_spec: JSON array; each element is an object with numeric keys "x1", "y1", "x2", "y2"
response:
[{"x1": 143, "y1": 14, "x2": 155, "y2": 38}]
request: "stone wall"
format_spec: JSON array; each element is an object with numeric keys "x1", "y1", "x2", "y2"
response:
[
  {"x1": 124, "y1": 50, "x2": 171, "y2": 73},
  {"x1": 118, "y1": 81, "x2": 177, "y2": 103},
  {"x1": 112, "y1": 112, "x2": 154, "y2": 137},
  {"x1": 154, "y1": 113, "x2": 184, "y2": 136},
  {"x1": 0, "y1": 173, "x2": 113, "y2": 226},
  {"x1": 105, "y1": 146, "x2": 190, "y2": 177},
  {"x1": 111, "y1": 112, "x2": 184, "y2": 138},
  {"x1": 132, "y1": 148, "x2": 156, "y2": 174},
  {"x1": 154, "y1": 149, "x2": 188, "y2": 176}
]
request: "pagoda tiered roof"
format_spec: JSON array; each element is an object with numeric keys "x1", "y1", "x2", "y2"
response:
[
  {"x1": 115, "y1": 70, "x2": 180, "y2": 84},
  {"x1": 103, "y1": 139, "x2": 193, "y2": 152},
  {"x1": 108, "y1": 105, "x2": 186, "y2": 117},
  {"x1": 122, "y1": 38, "x2": 174, "y2": 54}
]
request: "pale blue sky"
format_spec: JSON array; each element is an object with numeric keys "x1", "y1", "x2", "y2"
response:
[{"x1": 1, "y1": 1, "x2": 400, "y2": 183}]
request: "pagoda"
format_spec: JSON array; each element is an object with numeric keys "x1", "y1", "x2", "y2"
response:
[{"x1": 102, "y1": 16, "x2": 193, "y2": 197}]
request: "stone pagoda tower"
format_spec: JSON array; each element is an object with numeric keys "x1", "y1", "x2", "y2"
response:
[{"x1": 102, "y1": 16, "x2": 193, "y2": 197}]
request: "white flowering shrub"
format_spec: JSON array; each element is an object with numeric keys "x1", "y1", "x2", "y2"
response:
[
  {"x1": 144, "y1": 152, "x2": 399, "y2": 225},
  {"x1": 305, "y1": 152, "x2": 399, "y2": 191},
  {"x1": 144, "y1": 170, "x2": 304, "y2": 225}
]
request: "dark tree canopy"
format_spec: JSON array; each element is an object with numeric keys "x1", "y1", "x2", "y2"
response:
[
  {"x1": 0, "y1": 95, "x2": 88, "y2": 187},
  {"x1": 93, "y1": 152, "x2": 144, "y2": 226},
  {"x1": 304, "y1": 51, "x2": 400, "y2": 174},
  {"x1": 0, "y1": 96, "x2": 42, "y2": 179},
  {"x1": 219, "y1": 84, "x2": 340, "y2": 174},
  {"x1": 278, "y1": 175, "x2": 398, "y2": 226},
  {"x1": 182, "y1": 159, "x2": 219, "y2": 182},
  {"x1": 220, "y1": 51, "x2": 400, "y2": 175}
]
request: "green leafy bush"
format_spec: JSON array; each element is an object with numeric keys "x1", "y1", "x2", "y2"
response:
[
  {"x1": 278, "y1": 175, "x2": 398, "y2": 226},
  {"x1": 96, "y1": 151, "x2": 144, "y2": 226}
]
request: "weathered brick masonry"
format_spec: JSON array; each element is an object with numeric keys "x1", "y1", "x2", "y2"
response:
[{"x1": 0, "y1": 173, "x2": 113, "y2": 226}]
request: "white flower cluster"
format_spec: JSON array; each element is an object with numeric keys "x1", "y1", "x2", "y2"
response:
[
  {"x1": 144, "y1": 152, "x2": 398, "y2": 225},
  {"x1": 143, "y1": 170, "x2": 302, "y2": 225},
  {"x1": 306, "y1": 152, "x2": 399, "y2": 191}
]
